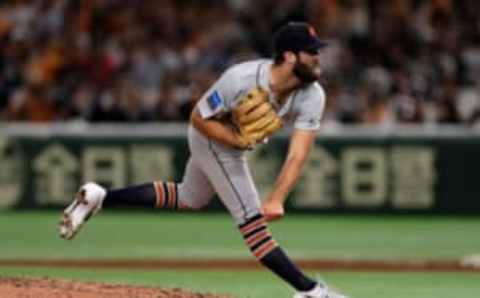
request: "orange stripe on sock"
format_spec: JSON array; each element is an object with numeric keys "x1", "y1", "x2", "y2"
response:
[
  {"x1": 253, "y1": 239, "x2": 278, "y2": 260},
  {"x1": 171, "y1": 182, "x2": 177, "y2": 209},
  {"x1": 167, "y1": 182, "x2": 176, "y2": 209},
  {"x1": 246, "y1": 229, "x2": 271, "y2": 247},
  {"x1": 154, "y1": 182, "x2": 165, "y2": 208},
  {"x1": 240, "y1": 217, "x2": 266, "y2": 235}
]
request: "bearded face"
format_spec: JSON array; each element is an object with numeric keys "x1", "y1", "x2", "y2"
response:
[{"x1": 292, "y1": 51, "x2": 322, "y2": 84}]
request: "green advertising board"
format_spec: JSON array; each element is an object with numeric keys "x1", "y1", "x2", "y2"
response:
[{"x1": 0, "y1": 124, "x2": 478, "y2": 213}]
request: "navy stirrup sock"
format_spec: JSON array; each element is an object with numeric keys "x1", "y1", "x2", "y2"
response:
[
  {"x1": 239, "y1": 214, "x2": 316, "y2": 291},
  {"x1": 103, "y1": 183, "x2": 156, "y2": 207},
  {"x1": 103, "y1": 181, "x2": 179, "y2": 210},
  {"x1": 260, "y1": 247, "x2": 316, "y2": 291}
]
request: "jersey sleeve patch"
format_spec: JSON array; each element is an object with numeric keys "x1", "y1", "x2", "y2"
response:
[{"x1": 207, "y1": 90, "x2": 224, "y2": 111}]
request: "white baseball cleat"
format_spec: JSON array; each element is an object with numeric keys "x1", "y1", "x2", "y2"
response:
[
  {"x1": 59, "y1": 182, "x2": 106, "y2": 240},
  {"x1": 294, "y1": 283, "x2": 350, "y2": 298}
]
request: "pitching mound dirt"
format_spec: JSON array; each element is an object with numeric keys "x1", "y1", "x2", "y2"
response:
[{"x1": 0, "y1": 276, "x2": 232, "y2": 298}]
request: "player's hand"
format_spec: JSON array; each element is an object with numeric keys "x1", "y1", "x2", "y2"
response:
[{"x1": 261, "y1": 199, "x2": 284, "y2": 222}]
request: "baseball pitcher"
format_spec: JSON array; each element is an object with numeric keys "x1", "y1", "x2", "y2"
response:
[{"x1": 59, "y1": 22, "x2": 348, "y2": 298}]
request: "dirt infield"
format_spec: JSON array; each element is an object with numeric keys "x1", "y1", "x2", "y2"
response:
[
  {"x1": 1, "y1": 258, "x2": 480, "y2": 272},
  {"x1": 1, "y1": 258, "x2": 479, "y2": 297},
  {"x1": 0, "y1": 276, "x2": 232, "y2": 298}
]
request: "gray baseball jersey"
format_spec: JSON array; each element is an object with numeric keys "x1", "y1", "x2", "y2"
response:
[{"x1": 177, "y1": 59, "x2": 326, "y2": 224}]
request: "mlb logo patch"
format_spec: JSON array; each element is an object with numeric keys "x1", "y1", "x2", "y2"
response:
[{"x1": 207, "y1": 90, "x2": 223, "y2": 111}]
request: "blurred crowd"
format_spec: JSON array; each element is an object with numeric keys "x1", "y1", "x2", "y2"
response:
[{"x1": 0, "y1": 0, "x2": 479, "y2": 126}]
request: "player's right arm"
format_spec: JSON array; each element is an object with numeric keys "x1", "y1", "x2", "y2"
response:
[
  {"x1": 190, "y1": 107, "x2": 246, "y2": 149},
  {"x1": 190, "y1": 67, "x2": 251, "y2": 149},
  {"x1": 190, "y1": 68, "x2": 251, "y2": 149}
]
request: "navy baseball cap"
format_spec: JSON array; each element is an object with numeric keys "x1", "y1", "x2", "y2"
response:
[{"x1": 273, "y1": 22, "x2": 328, "y2": 55}]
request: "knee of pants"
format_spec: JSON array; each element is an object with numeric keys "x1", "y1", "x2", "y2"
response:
[
  {"x1": 182, "y1": 197, "x2": 211, "y2": 210},
  {"x1": 177, "y1": 185, "x2": 212, "y2": 210}
]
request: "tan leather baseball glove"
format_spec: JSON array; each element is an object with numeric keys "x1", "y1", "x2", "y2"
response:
[{"x1": 232, "y1": 87, "x2": 283, "y2": 149}]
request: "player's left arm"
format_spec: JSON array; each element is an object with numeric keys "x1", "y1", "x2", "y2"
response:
[
  {"x1": 261, "y1": 129, "x2": 316, "y2": 221},
  {"x1": 262, "y1": 83, "x2": 325, "y2": 221}
]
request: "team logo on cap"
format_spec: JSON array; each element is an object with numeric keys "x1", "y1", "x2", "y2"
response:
[{"x1": 308, "y1": 25, "x2": 317, "y2": 37}]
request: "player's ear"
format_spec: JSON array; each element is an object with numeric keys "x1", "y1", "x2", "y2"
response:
[{"x1": 284, "y1": 51, "x2": 297, "y2": 64}]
